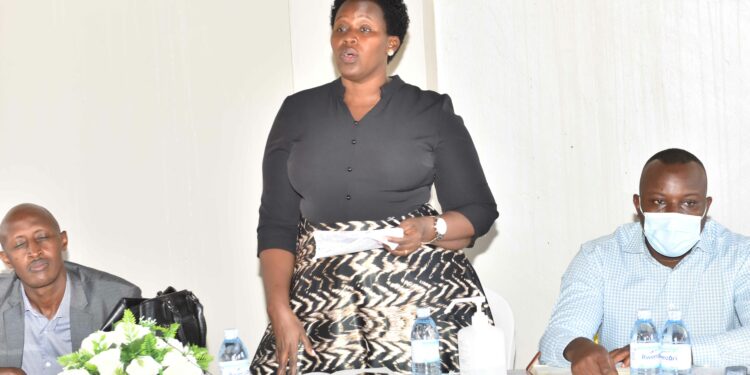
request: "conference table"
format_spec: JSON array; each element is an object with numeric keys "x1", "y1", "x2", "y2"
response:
[
  {"x1": 529, "y1": 366, "x2": 729, "y2": 375},
  {"x1": 304, "y1": 367, "x2": 731, "y2": 375}
]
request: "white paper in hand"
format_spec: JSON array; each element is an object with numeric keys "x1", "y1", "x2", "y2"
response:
[{"x1": 312, "y1": 228, "x2": 404, "y2": 259}]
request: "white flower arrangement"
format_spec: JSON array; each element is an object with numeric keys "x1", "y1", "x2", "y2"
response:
[{"x1": 57, "y1": 310, "x2": 212, "y2": 375}]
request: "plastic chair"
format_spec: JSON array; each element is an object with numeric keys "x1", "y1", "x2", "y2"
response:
[{"x1": 485, "y1": 288, "x2": 516, "y2": 369}]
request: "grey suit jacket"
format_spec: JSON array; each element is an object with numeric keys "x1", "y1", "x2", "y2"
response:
[{"x1": 0, "y1": 261, "x2": 141, "y2": 367}]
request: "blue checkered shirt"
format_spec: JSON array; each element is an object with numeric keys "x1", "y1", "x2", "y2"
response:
[{"x1": 539, "y1": 219, "x2": 750, "y2": 367}]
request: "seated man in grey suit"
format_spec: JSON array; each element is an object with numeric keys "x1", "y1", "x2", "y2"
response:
[{"x1": 0, "y1": 203, "x2": 141, "y2": 375}]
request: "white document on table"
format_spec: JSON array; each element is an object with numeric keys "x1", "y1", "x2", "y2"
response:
[{"x1": 312, "y1": 228, "x2": 404, "y2": 259}]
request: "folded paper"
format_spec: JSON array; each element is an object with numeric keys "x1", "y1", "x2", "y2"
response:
[{"x1": 312, "y1": 228, "x2": 404, "y2": 259}]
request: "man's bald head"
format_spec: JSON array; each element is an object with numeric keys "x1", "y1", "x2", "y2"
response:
[
  {"x1": 0, "y1": 203, "x2": 61, "y2": 250},
  {"x1": 639, "y1": 148, "x2": 707, "y2": 195}
]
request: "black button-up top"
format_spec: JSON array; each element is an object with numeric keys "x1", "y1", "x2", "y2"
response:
[{"x1": 258, "y1": 76, "x2": 497, "y2": 254}]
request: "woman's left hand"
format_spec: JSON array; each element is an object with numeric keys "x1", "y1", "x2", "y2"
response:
[{"x1": 387, "y1": 216, "x2": 434, "y2": 256}]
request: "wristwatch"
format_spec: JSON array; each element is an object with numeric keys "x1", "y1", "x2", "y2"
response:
[{"x1": 429, "y1": 216, "x2": 447, "y2": 243}]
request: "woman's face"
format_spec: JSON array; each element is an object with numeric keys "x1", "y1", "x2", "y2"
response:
[{"x1": 331, "y1": 0, "x2": 399, "y2": 83}]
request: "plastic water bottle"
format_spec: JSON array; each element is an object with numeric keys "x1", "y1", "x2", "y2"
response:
[
  {"x1": 218, "y1": 329, "x2": 251, "y2": 375},
  {"x1": 629, "y1": 309, "x2": 660, "y2": 375},
  {"x1": 411, "y1": 307, "x2": 441, "y2": 375},
  {"x1": 660, "y1": 310, "x2": 692, "y2": 375}
]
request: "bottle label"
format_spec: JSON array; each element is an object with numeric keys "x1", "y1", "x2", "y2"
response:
[
  {"x1": 219, "y1": 359, "x2": 251, "y2": 375},
  {"x1": 660, "y1": 344, "x2": 692, "y2": 370},
  {"x1": 630, "y1": 342, "x2": 660, "y2": 369},
  {"x1": 412, "y1": 339, "x2": 440, "y2": 363}
]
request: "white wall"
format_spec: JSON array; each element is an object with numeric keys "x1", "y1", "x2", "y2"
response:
[{"x1": 1, "y1": 0, "x2": 749, "y2": 371}]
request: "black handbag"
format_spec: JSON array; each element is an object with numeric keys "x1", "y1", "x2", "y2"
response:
[{"x1": 101, "y1": 286, "x2": 207, "y2": 347}]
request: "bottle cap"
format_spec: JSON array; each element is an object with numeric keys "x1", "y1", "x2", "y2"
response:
[
  {"x1": 416, "y1": 307, "x2": 431, "y2": 318},
  {"x1": 667, "y1": 310, "x2": 682, "y2": 321},
  {"x1": 224, "y1": 329, "x2": 239, "y2": 339},
  {"x1": 637, "y1": 309, "x2": 652, "y2": 320}
]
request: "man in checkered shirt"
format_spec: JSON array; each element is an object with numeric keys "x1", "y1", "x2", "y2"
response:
[{"x1": 540, "y1": 148, "x2": 750, "y2": 374}]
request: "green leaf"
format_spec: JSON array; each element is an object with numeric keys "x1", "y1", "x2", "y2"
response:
[
  {"x1": 188, "y1": 344, "x2": 214, "y2": 371},
  {"x1": 122, "y1": 309, "x2": 136, "y2": 324},
  {"x1": 120, "y1": 336, "x2": 145, "y2": 363},
  {"x1": 58, "y1": 351, "x2": 94, "y2": 369},
  {"x1": 164, "y1": 323, "x2": 180, "y2": 339},
  {"x1": 83, "y1": 362, "x2": 99, "y2": 374},
  {"x1": 90, "y1": 333, "x2": 114, "y2": 354}
]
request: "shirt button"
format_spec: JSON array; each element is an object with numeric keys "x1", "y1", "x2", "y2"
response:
[
  {"x1": 347, "y1": 167, "x2": 353, "y2": 172},
  {"x1": 354, "y1": 121, "x2": 359, "y2": 126},
  {"x1": 346, "y1": 194, "x2": 351, "y2": 200},
  {"x1": 351, "y1": 139, "x2": 357, "y2": 144}
]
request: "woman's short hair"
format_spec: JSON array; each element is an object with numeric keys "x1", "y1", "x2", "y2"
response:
[{"x1": 330, "y1": 0, "x2": 410, "y2": 62}]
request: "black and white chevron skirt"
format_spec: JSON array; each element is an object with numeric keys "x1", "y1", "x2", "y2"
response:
[{"x1": 250, "y1": 204, "x2": 492, "y2": 374}]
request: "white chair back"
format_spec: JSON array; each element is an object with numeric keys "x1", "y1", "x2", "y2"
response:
[{"x1": 485, "y1": 288, "x2": 516, "y2": 369}]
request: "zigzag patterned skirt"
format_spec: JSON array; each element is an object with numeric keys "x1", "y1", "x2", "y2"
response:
[{"x1": 251, "y1": 204, "x2": 492, "y2": 374}]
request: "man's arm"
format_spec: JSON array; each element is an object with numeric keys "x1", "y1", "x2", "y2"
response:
[
  {"x1": 691, "y1": 247, "x2": 750, "y2": 366},
  {"x1": 0, "y1": 368, "x2": 25, "y2": 375},
  {"x1": 128, "y1": 285, "x2": 142, "y2": 299},
  {"x1": 539, "y1": 244, "x2": 607, "y2": 366}
]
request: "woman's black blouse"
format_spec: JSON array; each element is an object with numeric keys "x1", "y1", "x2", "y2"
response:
[{"x1": 257, "y1": 76, "x2": 498, "y2": 254}]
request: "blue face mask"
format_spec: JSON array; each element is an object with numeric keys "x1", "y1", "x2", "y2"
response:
[{"x1": 640, "y1": 203, "x2": 706, "y2": 258}]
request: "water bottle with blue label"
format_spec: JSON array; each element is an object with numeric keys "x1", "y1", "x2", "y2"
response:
[
  {"x1": 629, "y1": 309, "x2": 660, "y2": 375},
  {"x1": 411, "y1": 307, "x2": 441, "y2": 375},
  {"x1": 218, "y1": 329, "x2": 251, "y2": 375},
  {"x1": 660, "y1": 310, "x2": 692, "y2": 375}
]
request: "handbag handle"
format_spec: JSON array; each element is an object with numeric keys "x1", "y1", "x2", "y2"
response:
[{"x1": 158, "y1": 286, "x2": 178, "y2": 296}]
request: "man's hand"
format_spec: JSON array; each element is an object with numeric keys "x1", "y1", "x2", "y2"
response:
[
  {"x1": 0, "y1": 368, "x2": 26, "y2": 375},
  {"x1": 609, "y1": 345, "x2": 630, "y2": 367},
  {"x1": 564, "y1": 337, "x2": 617, "y2": 375}
]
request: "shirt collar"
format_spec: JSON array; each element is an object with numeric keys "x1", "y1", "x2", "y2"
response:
[
  {"x1": 20, "y1": 274, "x2": 71, "y2": 320},
  {"x1": 333, "y1": 75, "x2": 404, "y2": 100},
  {"x1": 622, "y1": 218, "x2": 718, "y2": 254},
  {"x1": 694, "y1": 218, "x2": 717, "y2": 253}
]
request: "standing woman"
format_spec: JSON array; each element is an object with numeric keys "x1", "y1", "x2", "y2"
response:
[{"x1": 252, "y1": 0, "x2": 498, "y2": 374}]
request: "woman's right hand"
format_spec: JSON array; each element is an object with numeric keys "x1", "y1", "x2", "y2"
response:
[
  {"x1": 269, "y1": 305, "x2": 315, "y2": 375},
  {"x1": 260, "y1": 249, "x2": 316, "y2": 374}
]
